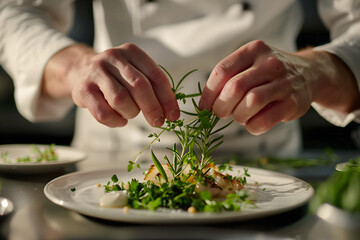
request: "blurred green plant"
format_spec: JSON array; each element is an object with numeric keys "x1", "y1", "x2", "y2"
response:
[
  {"x1": 310, "y1": 158, "x2": 360, "y2": 213},
  {"x1": 225, "y1": 148, "x2": 338, "y2": 171}
]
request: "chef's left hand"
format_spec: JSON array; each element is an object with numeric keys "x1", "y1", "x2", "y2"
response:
[{"x1": 199, "y1": 40, "x2": 359, "y2": 135}]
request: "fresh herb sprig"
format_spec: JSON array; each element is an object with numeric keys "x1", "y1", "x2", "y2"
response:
[
  {"x1": 1, "y1": 144, "x2": 58, "y2": 163},
  {"x1": 129, "y1": 66, "x2": 233, "y2": 182}
]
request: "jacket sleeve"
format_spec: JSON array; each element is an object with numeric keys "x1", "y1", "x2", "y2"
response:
[
  {"x1": 0, "y1": 0, "x2": 76, "y2": 122},
  {"x1": 313, "y1": 0, "x2": 360, "y2": 126}
]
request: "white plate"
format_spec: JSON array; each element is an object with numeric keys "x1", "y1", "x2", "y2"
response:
[
  {"x1": 44, "y1": 165, "x2": 314, "y2": 224},
  {"x1": 0, "y1": 144, "x2": 87, "y2": 174}
]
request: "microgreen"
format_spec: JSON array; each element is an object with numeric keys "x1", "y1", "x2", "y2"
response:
[{"x1": 0, "y1": 144, "x2": 58, "y2": 163}]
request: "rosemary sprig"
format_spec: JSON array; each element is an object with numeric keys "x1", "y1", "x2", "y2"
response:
[{"x1": 128, "y1": 66, "x2": 233, "y2": 182}]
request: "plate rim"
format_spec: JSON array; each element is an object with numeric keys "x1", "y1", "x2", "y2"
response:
[{"x1": 44, "y1": 165, "x2": 314, "y2": 224}]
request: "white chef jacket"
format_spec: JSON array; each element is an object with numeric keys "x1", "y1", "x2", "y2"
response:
[{"x1": 1, "y1": 0, "x2": 360, "y2": 158}]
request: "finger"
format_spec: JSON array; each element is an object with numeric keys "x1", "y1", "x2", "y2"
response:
[
  {"x1": 199, "y1": 40, "x2": 270, "y2": 111},
  {"x1": 103, "y1": 54, "x2": 165, "y2": 127},
  {"x1": 232, "y1": 78, "x2": 292, "y2": 125},
  {"x1": 117, "y1": 63, "x2": 166, "y2": 127},
  {"x1": 245, "y1": 100, "x2": 293, "y2": 135},
  {"x1": 211, "y1": 66, "x2": 272, "y2": 119},
  {"x1": 95, "y1": 65, "x2": 140, "y2": 120},
  {"x1": 117, "y1": 44, "x2": 180, "y2": 121},
  {"x1": 82, "y1": 87, "x2": 128, "y2": 128}
]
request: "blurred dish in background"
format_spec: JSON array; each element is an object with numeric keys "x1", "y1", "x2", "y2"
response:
[{"x1": 0, "y1": 144, "x2": 86, "y2": 174}]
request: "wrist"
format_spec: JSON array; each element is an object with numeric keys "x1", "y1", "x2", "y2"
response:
[
  {"x1": 42, "y1": 43, "x2": 95, "y2": 99},
  {"x1": 296, "y1": 48, "x2": 360, "y2": 113}
]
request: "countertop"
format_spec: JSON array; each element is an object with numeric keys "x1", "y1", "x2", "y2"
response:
[{"x1": 0, "y1": 148, "x2": 359, "y2": 240}]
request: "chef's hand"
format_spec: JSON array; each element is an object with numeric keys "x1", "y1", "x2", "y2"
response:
[
  {"x1": 199, "y1": 40, "x2": 360, "y2": 135},
  {"x1": 42, "y1": 43, "x2": 180, "y2": 128}
]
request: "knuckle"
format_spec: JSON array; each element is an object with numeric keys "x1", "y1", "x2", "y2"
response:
[
  {"x1": 90, "y1": 59, "x2": 107, "y2": 72},
  {"x1": 130, "y1": 76, "x2": 148, "y2": 89},
  {"x1": 94, "y1": 109, "x2": 111, "y2": 124},
  {"x1": 149, "y1": 68, "x2": 167, "y2": 85},
  {"x1": 229, "y1": 77, "x2": 247, "y2": 96},
  {"x1": 121, "y1": 43, "x2": 139, "y2": 53},
  {"x1": 103, "y1": 48, "x2": 118, "y2": 59},
  {"x1": 122, "y1": 65, "x2": 148, "y2": 88},
  {"x1": 265, "y1": 56, "x2": 286, "y2": 74},
  {"x1": 78, "y1": 82, "x2": 97, "y2": 99},
  {"x1": 212, "y1": 62, "x2": 230, "y2": 79},
  {"x1": 110, "y1": 90, "x2": 128, "y2": 107},
  {"x1": 129, "y1": 76, "x2": 151, "y2": 89},
  {"x1": 249, "y1": 40, "x2": 269, "y2": 52},
  {"x1": 246, "y1": 91, "x2": 263, "y2": 109},
  {"x1": 109, "y1": 91, "x2": 140, "y2": 119}
]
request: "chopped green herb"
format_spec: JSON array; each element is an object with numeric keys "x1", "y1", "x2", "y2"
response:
[{"x1": 111, "y1": 174, "x2": 119, "y2": 183}]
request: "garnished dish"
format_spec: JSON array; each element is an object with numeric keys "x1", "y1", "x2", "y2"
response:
[
  {"x1": 98, "y1": 67, "x2": 255, "y2": 213},
  {"x1": 44, "y1": 68, "x2": 314, "y2": 223},
  {"x1": 0, "y1": 144, "x2": 86, "y2": 174},
  {"x1": 1, "y1": 144, "x2": 57, "y2": 163}
]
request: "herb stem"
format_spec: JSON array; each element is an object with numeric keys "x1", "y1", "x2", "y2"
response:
[{"x1": 134, "y1": 128, "x2": 166, "y2": 162}]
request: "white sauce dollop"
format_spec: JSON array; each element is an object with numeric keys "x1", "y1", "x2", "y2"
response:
[
  {"x1": 246, "y1": 189, "x2": 257, "y2": 201},
  {"x1": 99, "y1": 191, "x2": 128, "y2": 208}
]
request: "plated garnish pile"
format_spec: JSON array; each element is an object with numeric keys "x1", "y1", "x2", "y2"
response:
[
  {"x1": 100, "y1": 67, "x2": 255, "y2": 213},
  {"x1": 1, "y1": 144, "x2": 57, "y2": 163}
]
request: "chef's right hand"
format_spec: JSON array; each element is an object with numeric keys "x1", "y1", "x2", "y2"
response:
[{"x1": 43, "y1": 43, "x2": 180, "y2": 128}]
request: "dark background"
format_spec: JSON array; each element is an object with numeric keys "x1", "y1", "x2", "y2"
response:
[{"x1": 0, "y1": 0, "x2": 359, "y2": 150}]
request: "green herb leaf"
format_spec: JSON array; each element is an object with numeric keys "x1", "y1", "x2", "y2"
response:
[{"x1": 151, "y1": 147, "x2": 168, "y2": 182}]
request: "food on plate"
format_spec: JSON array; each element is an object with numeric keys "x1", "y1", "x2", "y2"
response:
[
  {"x1": 100, "y1": 67, "x2": 256, "y2": 213},
  {"x1": 0, "y1": 144, "x2": 58, "y2": 163}
]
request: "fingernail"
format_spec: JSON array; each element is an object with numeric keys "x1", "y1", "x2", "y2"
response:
[
  {"x1": 153, "y1": 117, "x2": 165, "y2": 127},
  {"x1": 169, "y1": 108, "x2": 180, "y2": 121}
]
